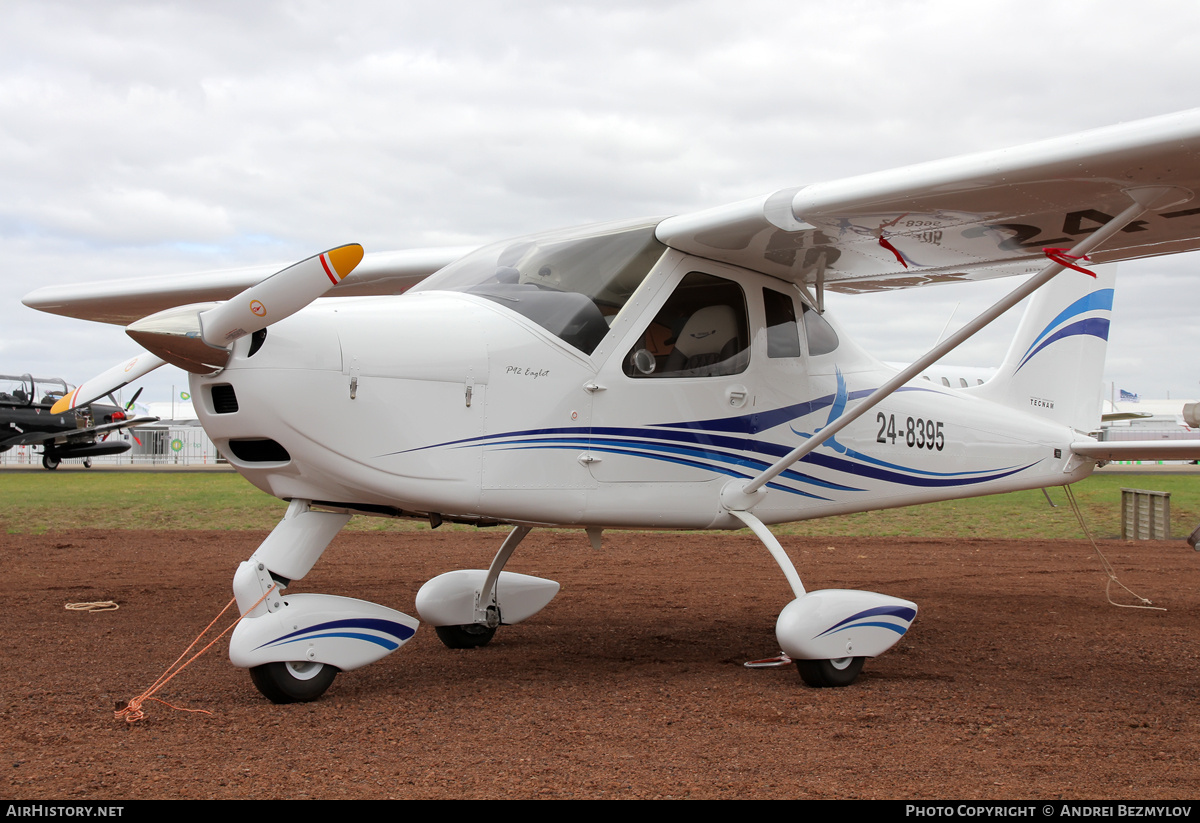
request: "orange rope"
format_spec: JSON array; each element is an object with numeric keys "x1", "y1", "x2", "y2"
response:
[{"x1": 115, "y1": 584, "x2": 275, "y2": 723}]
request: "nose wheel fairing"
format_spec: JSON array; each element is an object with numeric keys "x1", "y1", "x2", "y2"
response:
[
  {"x1": 229, "y1": 500, "x2": 420, "y2": 703},
  {"x1": 229, "y1": 592, "x2": 418, "y2": 672}
]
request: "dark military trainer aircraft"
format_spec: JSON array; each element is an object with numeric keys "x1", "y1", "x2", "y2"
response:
[{"x1": 0, "y1": 373, "x2": 157, "y2": 469}]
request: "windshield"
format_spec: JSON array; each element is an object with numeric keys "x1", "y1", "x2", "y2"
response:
[{"x1": 412, "y1": 218, "x2": 666, "y2": 354}]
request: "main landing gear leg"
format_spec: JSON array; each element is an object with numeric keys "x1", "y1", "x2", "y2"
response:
[
  {"x1": 229, "y1": 499, "x2": 419, "y2": 703},
  {"x1": 417, "y1": 524, "x2": 560, "y2": 648},
  {"x1": 440, "y1": 525, "x2": 531, "y2": 648},
  {"x1": 729, "y1": 508, "x2": 917, "y2": 688}
]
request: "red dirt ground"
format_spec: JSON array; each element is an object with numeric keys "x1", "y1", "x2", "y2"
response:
[{"x1": 3, "y1": 529, "x2": 1198, "y2": 799}]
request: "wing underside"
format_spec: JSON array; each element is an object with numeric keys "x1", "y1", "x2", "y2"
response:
[
  {"x1": 657, "y1": 109, "x2": 1200, "y2": 293},
  {"x1": 23, "y1": 247, "x2": 474, "y2": 326}
]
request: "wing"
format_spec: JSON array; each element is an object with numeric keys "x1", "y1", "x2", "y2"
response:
[
  {"x1": 0, "y1": 415, "x2": 159, "y2": 448},
  {"x1": 657, "y1": 109, "x2": 1200, "y2": 293},
  {"x1": 0, "y1": 429, "x2": 62, "y2": 448},
  {"x1": 22, "y1": 109, "x2": 1200, "y2": 323},
  {"x1": 23, "y1": 247, "x2": 475, "y2": 326}
]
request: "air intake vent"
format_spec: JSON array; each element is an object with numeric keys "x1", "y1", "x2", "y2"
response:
[
  {"x1": 227, "y1": 438, "x2": 290, "y2": 463},
  {"x1": 247, "y1": 328, "x2": 267, "y2": 357},
  {"x1": 211, "y1": 384, "x2": 239, "y2": 414}
]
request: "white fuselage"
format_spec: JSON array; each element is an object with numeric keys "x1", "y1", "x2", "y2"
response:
[{"x1": 190, "y1": 250, "x2": 1090, "y2": 530}]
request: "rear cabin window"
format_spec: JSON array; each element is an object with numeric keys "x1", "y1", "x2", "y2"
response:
[
  {"x1": 802, "y1": 303, "x2": 840, "y2": 356},
  {"x1": 763, "y1": 287, "x2": 801, "y2": 358}
]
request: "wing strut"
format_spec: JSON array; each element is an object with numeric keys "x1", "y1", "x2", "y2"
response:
[
  {"x1": 728, "y1": 186, "x2": 1187, "y2": 503},
  {"x1": 796, "y1": 251, "x2": 828, "y2": 313}
]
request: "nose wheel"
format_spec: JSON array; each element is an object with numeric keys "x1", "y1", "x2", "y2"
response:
[
  {"x1": 249, "y1": 661, "x2": 339, "y2": 703},
  {"x1": 794, "y1": 656, "x2": 864, "y2": 688}
]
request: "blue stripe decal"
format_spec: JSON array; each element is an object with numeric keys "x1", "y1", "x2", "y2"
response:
[
  {"x1": 396, "y1": 383, "x2": 940, "y2": 457},
  {"x1": 818, "y1": 620, "x2": 911, "y2": 636},
  {"x1": 1021, "y1": 289, "x2": 1113, "y2": 362},
  {"x1": 414, "y1": 425, "x2": 1023, "y2": 480},
  {"x1": 254, "y1": 617, "x2": 416, "y2": 653},
  {"x1": 651, "y1": 386, "x2": 932, "y2": 435},
  {"x1": 499, "y1": 436, "x2": 863, "y2": 491},
  {"x1": 1015, "y1": 289, "x2": 1113, "y2": 372},
  {"x1": 1016, "y1": 317, "x2": 1111, "y2": 373},
  {"x1": 815, "y1": 605, "x2": 917, "y2": 638},
  {"x1": 263, "y1": 631, "x2": 401, "y2": 652},
  {"x1": 496, "y1": 442, "x2": 835, "y2": 500},
  {"x1": 388, "y1": 389, "x2": 1039, "y2": 494},
  {"x1": 479, "y1": 430, "x2": 1032, "y2": 486},
  {"x1": 486, "y1": 435, "x2": 1035, "y2": 489}
]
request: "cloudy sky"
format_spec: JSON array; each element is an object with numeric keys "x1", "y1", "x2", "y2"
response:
[{"x1": 4, "y1": 0, "x2": 1200, "y2": 405}]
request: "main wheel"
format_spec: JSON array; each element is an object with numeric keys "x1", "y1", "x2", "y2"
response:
[
  {"x1": 42, "y1": 454, "x2": 60, "y2": 470},
  {"x1": 795, "y1": 656, "x2": 865, "y2": 688},
  {"x1": 83, "y1": 458, "x2": 93, "y2": 468},
  {"x1": 434, "y1": 623, "x2": 497, "y2": 649},
  {"x1": 249, "y1": 661, "x2": 338, "y2": 703}
]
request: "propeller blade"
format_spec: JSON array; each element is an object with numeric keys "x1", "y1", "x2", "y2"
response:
[
  {"x1": 125, "y1": 387, "x2": 144, "y2": 411},
  {"x1": 198, "y1": 244, "x2": 363, "y2": 347},
  {"x1": 125, "y1": 244, "x2": 364, "y2": 375},
  {"x1": 51, "y1": 354, "x2": 167, "y2": 415}
]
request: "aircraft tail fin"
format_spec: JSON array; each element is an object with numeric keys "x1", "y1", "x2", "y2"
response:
[{"x1": 970, "y1": 264, "x2": 1116, "y2": 433}]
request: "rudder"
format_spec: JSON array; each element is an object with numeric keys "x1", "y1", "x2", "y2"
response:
[{"x1": 970, "y1": 264, "x2": 1116, "y2": 433}]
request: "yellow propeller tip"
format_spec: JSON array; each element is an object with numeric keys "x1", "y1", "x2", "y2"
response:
[
  {"x1": 326, "y1": 244, "x2": 365, "y2": 280},
  {"x1": 51, "y1": 396, "x2": 72, "y2": 415}
]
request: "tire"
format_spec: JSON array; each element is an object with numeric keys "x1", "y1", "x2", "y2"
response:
[
  {"x1": 83, "y1": 458, "x2": 93, "y2": 469},
  {"x1": 42, "y1": 454, "x2": 60, "y2": 470},
  {"x1": 249, "y1": 661, "x2": 338, "y2": 704},
  {"x1": 795, "y1": 656, "x2": 865, "y2": 688},
  {"x1": 434, "y1": 623, "x2": 497, "y2": 649}
]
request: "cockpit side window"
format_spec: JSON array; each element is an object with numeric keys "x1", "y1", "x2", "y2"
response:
[{"x1": 624, "y1": 272, "x2": 749, "y2": 378}]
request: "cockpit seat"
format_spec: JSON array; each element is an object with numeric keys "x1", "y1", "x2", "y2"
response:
[{"x1": 663, "y1": 305, "x2": 744, "y2": 376}]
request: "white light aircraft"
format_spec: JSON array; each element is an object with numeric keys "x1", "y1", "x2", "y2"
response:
[{"x1": 24, "y1": 109, "x2": 1200, "y2": 702}]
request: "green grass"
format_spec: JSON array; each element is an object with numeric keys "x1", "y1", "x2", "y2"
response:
[
  {"x1": 773, "y1": 473, "x2": 1200, "y2": 540},
  {"x1": 0, "y1": 472, "x2": 433, "y2": 534},
  {"x1": 1, "y1": 469, "x2": 1196, "y2": 539}
]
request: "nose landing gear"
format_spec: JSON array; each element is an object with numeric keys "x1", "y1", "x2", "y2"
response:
[{"x1": 249, "y1": 660, "x2": 339, "y2": 704}]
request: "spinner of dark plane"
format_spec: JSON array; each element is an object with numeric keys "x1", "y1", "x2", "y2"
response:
[{"x1": 0, "y1": 373, "x2": 157, "y2": 469}]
